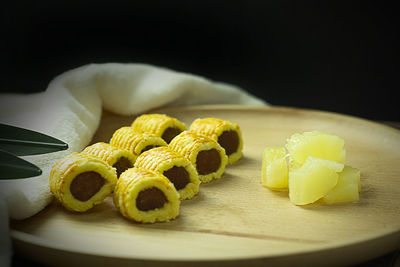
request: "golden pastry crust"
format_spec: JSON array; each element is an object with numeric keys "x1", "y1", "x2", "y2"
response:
[
  {"x1": 82, "y1": 142, "x2": 137, "y2": 177},
  {"x1": 134, "y1": 146, "x2": 200, "y2": 200},
  {"x1": 168, "y1": 131, "x2": 228, "y2": 183},
  {"x1": 131, "y1": 114, "x2": 187, "y2": 143},
  {"x1": 49, "y1": 152, "x2": 117, "y2": 212},
  {"x1": 114, "y1": 167, "x2": 180, "y2": 223},
  {"x1": 110, "y1": 127, "x2": 167, "y2": 156},
  {"x1": 190, "y1": 118, "x2": 243, "y2": 164}
]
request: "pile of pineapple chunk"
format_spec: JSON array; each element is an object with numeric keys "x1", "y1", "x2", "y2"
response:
[{"x1": 261, "y1": 131, "x2": 361, "y2": 205}]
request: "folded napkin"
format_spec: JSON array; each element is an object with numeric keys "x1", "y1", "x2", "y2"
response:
[{"x1": 0, "y1": 63, "x2": 266, "y2": 265}]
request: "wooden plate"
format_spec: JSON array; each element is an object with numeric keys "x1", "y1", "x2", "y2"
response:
[{"x1": 11, "y1": 105, "x2": 400, "y2": 267}]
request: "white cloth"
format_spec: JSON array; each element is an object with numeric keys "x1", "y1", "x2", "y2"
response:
[{"x1": 0, "y1": 63, "x2": 266, "y2": 265}]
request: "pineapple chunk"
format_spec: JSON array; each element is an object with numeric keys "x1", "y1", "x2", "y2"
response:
[
  {"x1": 261, "y1": 147, "x2": 288, "y2": 190},
  {"x1": 322, "y1": 166, "x2": 361, "y2": 204},
  {"x1": 289, "y1": 156, "x2": 344, "y2": 205},
  {"x1": 286, "y1": 131, "x2": 346, "y2": 169}
]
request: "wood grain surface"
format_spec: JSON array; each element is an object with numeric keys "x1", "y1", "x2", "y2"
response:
[{"x1": 11, "y1": 105, "x2": 400, "y2": 267}]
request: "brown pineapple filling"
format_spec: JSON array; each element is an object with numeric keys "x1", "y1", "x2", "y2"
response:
[
  {"x1": 218, "y1": 130, "x2": 239, "y2": 156},
  {"x1": 162, "y1": 127, "x2": 182, "y2": 143},
  {"x1": 163, "y1": 166, "x2": 190, "y2": 190},
  {"x1": 70, "y1": 171, "x2": 105, "y2": 201},
  {"x1": 112, "y1": 157, "x2": 133, "y2": 177},
  {"x1": 196, "y1": 149, "x2": 221, "y2": 175},
  {"x1": 136, "y1": 187, "x2": 167, "y2": 211}
]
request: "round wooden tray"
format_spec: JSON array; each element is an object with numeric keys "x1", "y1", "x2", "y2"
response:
[{"x1": 11, "y1": 105, "x2": 400, "y2": 266}]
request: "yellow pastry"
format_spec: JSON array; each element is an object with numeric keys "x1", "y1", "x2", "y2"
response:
[
  {"x1": 131, "y1": 114, "x2": 187, "y2": 143},
  {"x1": 114, "y1": 167, "x2": 180, "y2": 223},
  {"x1": 169, "y1": 131, "x2": 228, "y2": 183},
  {"x1": 49, "y1": 152, "x2": 117, "y2": 212},
  {"x1": 135, "y1": 146, "x2": 200, "y2": 200},
  {"x1": 190, "y1": 118, "x2": 243, "y2": 164},
  {"x1": 82, "y1": 142, "x2": 136, "y2": 177},
  {"x1": 110, "y1": 127, "x2": 167, "y2": 156}
]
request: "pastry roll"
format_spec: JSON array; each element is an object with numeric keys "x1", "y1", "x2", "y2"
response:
[
  {"x1": 190, "y1": 118, "x2": 243, "y2": 164},
  {"x1": 131, "y1": 114, "x2": 187, "y2": 143},
  {"x1": 49, "y1": 152, "x2": 117, "y2": 212},
  {"x1": 110, "y1": 127, "x2": 167, "y2": 156},
  {"x1": 82, "y1": 142, "x2": 136, "y2": 177},
  {"x1": 114, "y1": 167, "x2": 180, "y2": 223},
  {"x1": 134, "y1": 146, "x2": 200, "y2": 200},
  {"x1": 169, "y1": 131, "x2": 228, "y2": 183}
]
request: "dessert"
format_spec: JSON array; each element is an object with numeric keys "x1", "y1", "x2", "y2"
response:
[
  {"x1": 190, "y1": 118, "x2": 243, "y2": 164},
  {"x1": 131, "y1": 114, "x2": 187, "y2": 143},
  {"x1": 49, "y1": 152, "x2": 117, "y2": 212},
  {"x1": 169, "y1": 131, "x2": 228, "y2": 183},
  {"x1": 134, "y1": 146, "x2": 200, "y2": 200},
  {"x1": 114, "y1": 167, "x2": 180, "y2": 223},
  {"x1": 110, "y1": 127, "x2": 167, "y2": 156},
  {"x1": 82, "y1": 142, "x2": 136, "y2": 177}
]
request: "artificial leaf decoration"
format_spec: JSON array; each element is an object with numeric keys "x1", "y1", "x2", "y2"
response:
[
  {"x1": 0, "y1": 150, "x2": 42, "y2": 179},
  {"x1": 0, "y1": 123, "x2": 68, "y2": 156}
]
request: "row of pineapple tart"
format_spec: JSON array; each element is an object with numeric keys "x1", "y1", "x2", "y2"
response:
[{"x1": 49, "y1": 114, "x2": 243, "y2": 223}]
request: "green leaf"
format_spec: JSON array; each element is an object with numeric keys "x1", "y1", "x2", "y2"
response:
[
  {"x1": 0, "y1": 150, "x2": 42, "y2": 179},
  {"x1": 0, "y1": 123, "x2": 68, "y2": 156}
]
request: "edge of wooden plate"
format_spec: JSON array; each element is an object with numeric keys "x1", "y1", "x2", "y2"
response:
[
  {"x1": 11, "y1": 224, "x2": 400, "y2": 266},
  {"x1": 149, "y1": 104, "x2": 400, "y2": 134}
]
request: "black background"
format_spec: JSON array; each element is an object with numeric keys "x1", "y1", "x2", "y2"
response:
[{"x1": 2, "y1": 1, "x2": 399, "y2": 121}]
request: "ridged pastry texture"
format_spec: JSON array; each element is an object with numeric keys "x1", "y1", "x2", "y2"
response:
[
  {"x1": 114, "y1": 167, "x2": 180, "y2": 223},
  {"x1": 110, "y1": 127, "x2": 167, "y2": 156},
  {"x1": 190, "y1": 118, "x2": 243, "y2": 164},
  {"x1": 131, "y1": 114, "x2": 187, "y2": 143},
  {"x1": 168, "y1": 131, "x2": 228, "y2": 183},
  {"x1": 49, "y1": 152, "x2": 117, "y2": 212},
  {"x1": 134, "y1": 146, "x2": 200, "y2": 200},
  {"x1": 82, "y1": 142, "x2": 137, "y2": 177}
]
